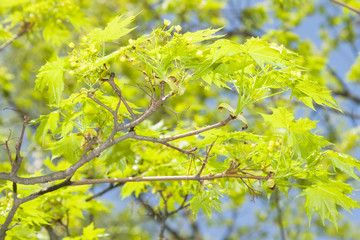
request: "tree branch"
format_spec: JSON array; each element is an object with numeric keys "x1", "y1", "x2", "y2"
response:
[
  {"x1": 163, "y1": 115, "x2": 235, "y2": 142},
  {"x1": 0, "y1": 199, "x2": 21, "y2": 239},
  {"x1": 105, "y1": 73, "x2": 136, "y2": 119},
  {"x1": 12, "y1": 114, "x2": 30, "y2": 175},
  {"x1": 331, "y1": 90, "x2": 360, "y2": 104},
  {"x1": 85, "y1": 183, "x2": 123, "y2": 202},
  {"x1": 131, "y1": 114, "x2": 235, "y2": 145},
  {"x1": 0, "y1": 21, "x2": 34, "y2": 52},
  {"x1": 70, "y1": 172, "x2": 268, "y2": 186},
  {"x1": 196, "y1": 140, "x2": 216, "y2": 177},
  {"x1": 0, "y1": 132, "x2": 134, "y2": 185},
  {"x1": 137, "y1": 195, "x2": 187, "y2": 240},
  {"x1": 330, "y1": 0, "x2": 360, "y2": 15},
  {"x1": 4, "y1": 131, "x2": 13, "y2": 167},
  {"x1": 87, "y1": 91, "x2": 115, "y2": 114}
]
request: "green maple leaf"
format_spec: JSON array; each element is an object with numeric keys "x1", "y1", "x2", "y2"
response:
[
  {"x1": 49, "y1": 134, "x2": 83, "y2": 163},
  {"x1": 31, "y1": 111, "x2": 59, "y2": 143},
  {"x1": 325, "y1": 150, "x2": 360, "y2": 181},
  {"x1": 189, "y1": 190, "x2": 222, "y2": 218},
  {"x1": 300, "y1": 180, "x2": 359, "y2": 228},
  {"x1": 261, "y1": 107, "x2": 294, "y2": 128},
  {"x1": 87, "y1": 15, "x2": 136, "y2": 43},
  {"x1": 35, "y1": 58, "x2": 65, "y2": 104},
  {"x1": 244, "y1": 37, "x2": 297, "y2": 69},
  {"x1": 262, "y1": 107, "x2": 330, "y2": 158},
  {"x1": 291, "y1": 76, "x2": 340, "y2": 111}
]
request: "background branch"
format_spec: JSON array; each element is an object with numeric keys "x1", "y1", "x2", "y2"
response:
[
  {"x1": 330, "y1": 0, "x2": 360, "y2": 14},
  {"x1": 0, "y1": 21, "x2": 34, "y2": 52}
]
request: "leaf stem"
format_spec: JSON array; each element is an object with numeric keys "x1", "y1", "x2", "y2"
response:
[{"x1": 252, "y1": 89, "x2": 289, "y2": 103}]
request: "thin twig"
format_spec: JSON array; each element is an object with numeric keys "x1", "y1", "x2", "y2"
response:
[
  {"x1": 331, "y1": 90, "x2": 360, "y2": 104},
  {"x1": 162, "y1": 142, "x2": 198, "y2": 156},
  {"x1": 85, "y1": 183, "x2": 123, "y2": 202},
  {"x1": 3, "y1": 109, "x2": 30, "y2": 174},
  {"x1": 21, "y1": 177, "x2": 73, "y2": 203},
  {"x1": 70, "y1": 172, "x2": 268, "y2": 186},
  {"x1": 137, "y1": 196, "x2": 186, "y2": 240},
  {"x1": 163, "y1": 115, "x2": 235, "y2": 142},
  {"x1": 163, "y1": 105, "x2": 190, "y2": 126},
  {"x1": 330, "y1": 0, "x2": 360, "y2": 14},
  {"x1": 131, "y1": 115, "x2": 235, "y2": 145},
  {"x1": 105, "y1": 73, "x2": 136, "y2": 119},
  {"x1": 108, "y1": 99, "x2": 122, "y2": 139},
  {"x1": 168, "y1": 195, "x2": 189, "y2": 217},
  {"x1": 117, "y1": 91, "x2": 175, "y2": 131},
  {"x1": 87, "y1": 91, "x2": 115, "y2": 114},
  {"x1": 196, "y1": 140, "x2": 217, "y2": 177},
  {"x1": 158, "y1": 191, "x2": 168, "y2": 239},
  {"x1": 4, "y1": 131, "x2": 13, "y2": 166},
  {"x1": 125, "y1": 83, "x2": 153, "y2": 99},
  {"x1": 44, "y1": 224, "x2": 59, "y2": 240},
  {"x1": 0, "y1": 21, "x2": 34, "y2": 52}
]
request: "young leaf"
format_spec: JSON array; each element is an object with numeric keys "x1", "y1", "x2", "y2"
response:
[
  {"x1": 262, "y1": 108, "x2": 330, "y2": 157},
  {"x1": 291, "y1": 77, "x2": 341, "y2": 111},
  {"x1": 49, "y1": 134, "x2": 83, "y2": 163},
  {"x1": 325, "y1": 150, "x2": 360, "y2": 181},
  {"x1": 300, "y1": 181, "x2": 359, "y2": 228},
  {"x1": 121, "y1": 182, "x2": 147, "y2": 199},
  {"x1": 261, "y1": 107, "x2": 294, "y2": 129},
  {"x1": 218, "y1": 102, "x2": 235, "y2": 115},
  {"x1": 32, "y1": 111, "x2": 59, "y2": 143},
  {"x1": 35, "y1": 58, "x2": 65, "y2": 104},
  {"x1": 87, "y1": 15, "x2": 136, "y2": 43},
  {"x1": 82, "y1": 223, "x2": 105, "y2": 240},
  {"x1": 189, "y1": 190, "x2": 222, "y2": 218},
  {"x1": 244, "y1": 38, "x2": 295, "y2": 69}
]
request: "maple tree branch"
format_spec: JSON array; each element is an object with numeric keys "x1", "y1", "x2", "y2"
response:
[
  {"x1": 70, "y1": 173, "x2": 267, "y2": 186},
  {"x1": 158, "y1": 191, "x2": 168, "y2": 239},
  {"x1": 87, "y1": 91, "x2": 115, "y2": 114},
  {"x1": 0, "y1": 132, "x2": 135, "y2": 185},
  {"x1": 0, "y1": 198, "x2": 21, "y2": 239},
  {"x1": 196, "y1": 140, "x2": 216, "y2": 177},
  {"x1": 87, "y1": 91, "x2": 122, "y2": 139},
  {"x1": 331, "y1": 90, "x2": 360, "y2": 104},
  {"x1": 168, "y1": 195, "x2": 189, "y2": 217},
  {"x1": 105, "y1": 72, "x2": 136, "y2": 119},
  {"x1": 162, "y1": 142, "x2": 198, "y2": 155},
  {"x1": 44, "y1": 224, "x2": 59, "y2": 240},
  {"x1": 3, "y1": 109, "x2": 31, "y2": 175},
  {"x1": 131, "y1": 114, "x2": 235, "y2": 145},
  {"x1": 163, "y1": 115, "x2": 235, "y2": 142},
  {"x1": 0, "y1": 21, "x2": 34, "y2": 52},
  {"x1": 137, "y1": 195, "x2": 187, "y2": 240},
  {"x1": 117, "y1": 91, "x2": 175, "y2": 131},
  {"x1": 85, "y1": 183, "x2": 123, "y2": 202},
  {"x1": 108, "y1": 99, "x2": 122, "y2": 140},
  {"x1": 4, "y1": 132, "x2": 13, "y2": 167},
  {"x1": 0, "y1": 177, "x2": 73, "y2": 238},
  {"x1": 21, "y1": 177, "x2": 73, "y2": 203},
  {"x1": 330, "y1": 0, "x2": 360, "y2": 15}
]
